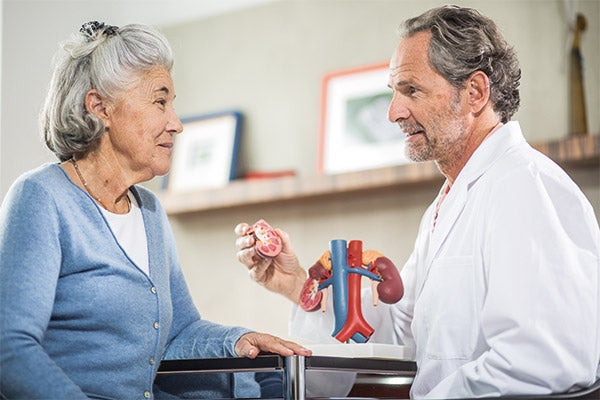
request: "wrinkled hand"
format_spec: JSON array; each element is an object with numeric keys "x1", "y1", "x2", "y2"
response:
[
  {"x1": 234, "y1": 222, "x2": 307, "y2": 303},
  {"x1": 235, "y1": 332, "x2": 312, "y2": 358}
]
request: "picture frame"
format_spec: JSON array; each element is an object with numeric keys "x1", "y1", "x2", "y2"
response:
[
  {"x1": 318, "y1": 62, "x2": 409, "y2": 175},
  {"x1": 166, "y1": 110, "x2": 242, "y2": 192}
]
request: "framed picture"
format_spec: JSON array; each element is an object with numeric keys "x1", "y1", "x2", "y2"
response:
[
  {"x1": 166, "y1": 110, "x2": 242, "y2": 192},
  {"x1": 318, "y1": 62, "x2": 409, "y2": 174}
]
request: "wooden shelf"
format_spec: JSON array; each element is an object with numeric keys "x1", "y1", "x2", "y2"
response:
[{"x1": 159, "y1": 134, "x2": 599, "y2": 215}]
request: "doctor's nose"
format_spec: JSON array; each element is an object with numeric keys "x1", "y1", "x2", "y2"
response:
[{"x1": 388, "y1": 92, "x2": 410, "y2": 123}]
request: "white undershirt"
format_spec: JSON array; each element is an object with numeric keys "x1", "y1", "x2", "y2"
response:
[{"x1": 100, "y1": 192, "x2": 150, "y2": 276}]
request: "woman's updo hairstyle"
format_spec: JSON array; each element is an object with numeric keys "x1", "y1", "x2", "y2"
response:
[{"x1": 41, "y1": 21, "x2": 174, "y2": 161}]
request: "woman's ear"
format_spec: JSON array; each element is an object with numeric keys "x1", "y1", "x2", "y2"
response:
[
  {"x1": 84, "y1": 89, "x2": 109, "y2": 122},
  {"x1": 466, "y1": 71, "x2": 491, "y2": 115}
]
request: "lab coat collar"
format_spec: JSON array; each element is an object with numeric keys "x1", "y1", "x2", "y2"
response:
[
  {"x1": 454, "y1": 121, "x2": 525, "y2": 191},
  {"x1": 425, "y1": 121, "x2": 525, "y2": 269}
]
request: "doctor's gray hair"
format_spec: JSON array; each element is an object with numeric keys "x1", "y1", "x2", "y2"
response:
[
  {"x1": 402, "y1": 5, "x2": 521, "y2": 123},
  {"x1": 41, "y1": 23, "x2": 174, "y2": 161}
]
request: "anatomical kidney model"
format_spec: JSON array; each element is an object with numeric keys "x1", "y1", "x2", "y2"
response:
[
  {"x1": 249, "y1": 219, "x2": 283, "y2": 258},
  {"x1": 300, "y1": 239, "x2": 404, "y2": 343}
]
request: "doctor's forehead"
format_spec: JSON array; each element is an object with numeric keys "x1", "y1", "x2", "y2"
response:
[
  {"x1": 388, "y1": 35, "x2": 435, "y2": 87},
  {"x1": 389, "y1": 32, "x2": 431, "y2": 70}
]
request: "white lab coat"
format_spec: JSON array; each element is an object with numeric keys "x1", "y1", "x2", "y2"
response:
[{"x1": 290, "y1": 121, "x2": 600, "y2": 399}]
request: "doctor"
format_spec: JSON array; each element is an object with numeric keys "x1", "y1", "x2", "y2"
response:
[{"x1": 234, "y1": 5, "x2": 600, "y2": 399}]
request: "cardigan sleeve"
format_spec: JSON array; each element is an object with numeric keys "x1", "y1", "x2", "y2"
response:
[
  {"x1": 161, "y1": 258, "x2": 252, "y2": 360},
  {"x1": 0, "y1": 177, "x2": 89, "y2": 399},
  {"x1": 157, "y1": 264, "x2": 260, "y2": 399},
  {"x1": 142, "y1": 196, "x2": 252, "y2": 360},
  {"x1": 153, "y1": 204, "x2": 260, "y2": 399}
]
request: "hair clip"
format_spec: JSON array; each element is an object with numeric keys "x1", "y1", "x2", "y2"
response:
[{"x1": 79, "y1": 21, "x2": 119, "y2": 41}]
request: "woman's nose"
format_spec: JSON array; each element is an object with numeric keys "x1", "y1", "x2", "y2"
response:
[{"x1": 169, "y1": 109, "x2": 184, "y2": 134}]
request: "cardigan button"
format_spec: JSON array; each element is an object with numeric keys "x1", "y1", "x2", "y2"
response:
[
  {"x1": 153, "y1": 322, "x2": 159, "y2": 330},
  {"x1": 149, "y1": 357, "x2": 155, "y2": 365},
  {"x1": 144, "y1": 390, "x2": 151, "y2": 398},
  {"x1": 151, "y1": 286, "x2": 157, "y2": 294}
]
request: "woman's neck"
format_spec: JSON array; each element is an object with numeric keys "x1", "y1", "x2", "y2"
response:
[{"x1": 64, "y1": 152, "x2": 132, "y2": 214}]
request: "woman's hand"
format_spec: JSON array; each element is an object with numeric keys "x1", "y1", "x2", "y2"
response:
[
  {"x1": 234, "y1": 222, "x2": 307, "y2": 303},
  {"x1": 235, "y1": 332, "x2": 312, "y2": 359}
]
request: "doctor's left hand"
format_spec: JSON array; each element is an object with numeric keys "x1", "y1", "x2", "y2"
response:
[{"x1": 235, "y1": 332, "x2": 312, "y2": 359}]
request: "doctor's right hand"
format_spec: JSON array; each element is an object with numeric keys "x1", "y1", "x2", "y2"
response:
[{"x1": 234, "y1": 222, "x2": 307, "y2": 304}]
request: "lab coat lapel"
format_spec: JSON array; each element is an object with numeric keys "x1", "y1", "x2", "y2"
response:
[
  {"x1": 423, "y1": 122, "x2": 525, "y2": 272},
  {"x1": 426, "y1": 181, "x2": 468, "y2": 266}
]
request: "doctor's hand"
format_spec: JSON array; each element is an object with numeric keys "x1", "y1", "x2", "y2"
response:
[
  {"x1": 234, "y1": 222, "x2": 307, "y2": 304},
  {"x1": 235, "y1": 332, "x2": 312, "y2": 359}
]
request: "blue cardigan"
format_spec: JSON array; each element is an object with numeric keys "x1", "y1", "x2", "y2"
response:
[{"x1": 0, "y1": 164, "x2": 260, "y2": 399}]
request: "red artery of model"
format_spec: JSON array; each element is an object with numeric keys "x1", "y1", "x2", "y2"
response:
[
  {"x1": 335, "y1": 240, "x2": 373, "y2": 342},
  {"x1": 299, "y1": 239, "x2": 404, "y2": 343}
]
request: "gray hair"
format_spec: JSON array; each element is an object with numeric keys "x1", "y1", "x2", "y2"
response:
[
  {"x1": 402, "y1": 5, "x2": 521, "y2": 123},
  {"x1": 41, "y1": 23, "x2": 174, "y2": 161}
]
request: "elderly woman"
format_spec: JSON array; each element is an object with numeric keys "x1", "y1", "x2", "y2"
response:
[{"x1": 0, "y1": 22, "x2": 309, "y2": 399}]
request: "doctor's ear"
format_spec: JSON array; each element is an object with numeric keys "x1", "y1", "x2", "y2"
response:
[{"x1": 465, "y1": 71, "x2": 491, "y2": 114}]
